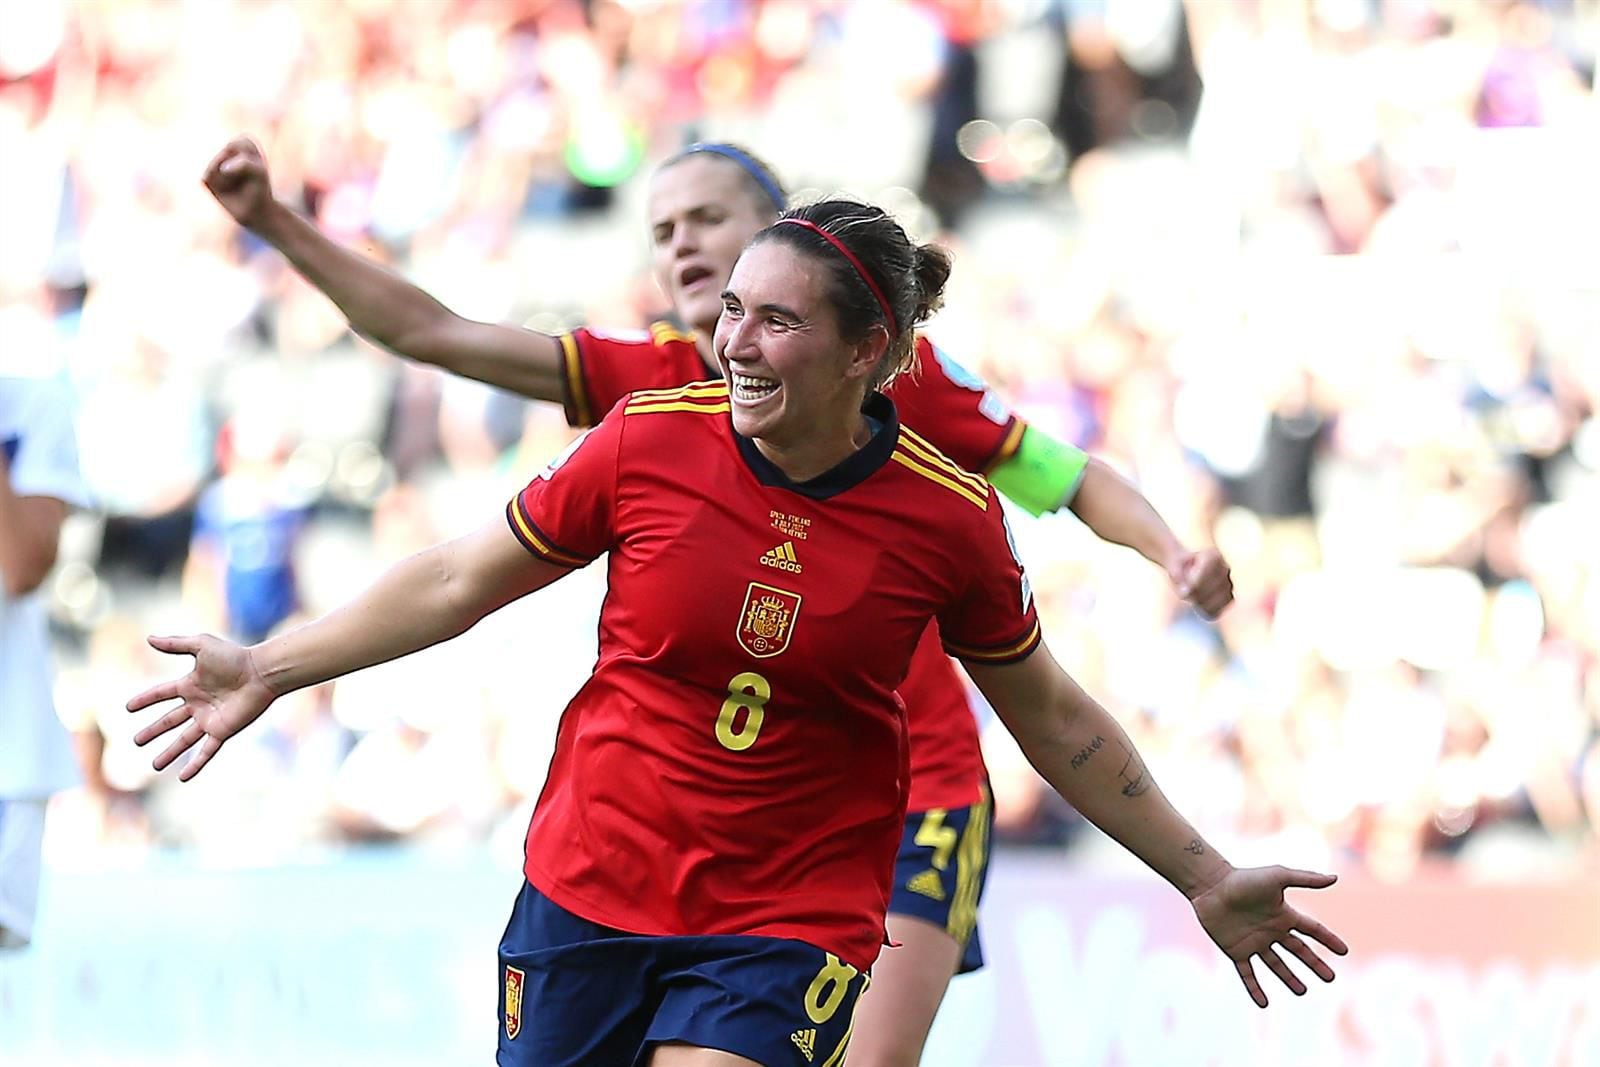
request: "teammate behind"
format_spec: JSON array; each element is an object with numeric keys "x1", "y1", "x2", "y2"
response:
[{"x1": 202, "y1": 136, "x2": 1234, "y2": 1063}]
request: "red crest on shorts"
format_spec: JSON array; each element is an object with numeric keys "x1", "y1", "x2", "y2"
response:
[
  {"x1": 737, "y1": 582, "x2": 802, "y2": 659},
  {"x1": 504, "y1": 965, "x2": 525, "y2": 1040}
]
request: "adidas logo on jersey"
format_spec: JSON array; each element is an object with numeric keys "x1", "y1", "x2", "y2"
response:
[
  {"x1": 907, "y1": 869, "x2": 946, "y2": 901},
  {"x1": 760, "y1": 541, "x2": 802, "y2": 573},
  {"x1": 790, "y1": 1028, "x2": 817, "y2": 1061}
]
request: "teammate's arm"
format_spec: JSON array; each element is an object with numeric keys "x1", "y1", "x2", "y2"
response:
[
  {"x1": 990, "y1": 428, "x2": 1234, "y2": 618},
  {"x1": 965, "y1": 644, "x2": 1348, "y2": 1007},
  {"x1": 127, "y1": 517, "x2": 569, "y2": 780},
  {"x1": 205, "y1": 137, "x2": 566, "y2": 402}
]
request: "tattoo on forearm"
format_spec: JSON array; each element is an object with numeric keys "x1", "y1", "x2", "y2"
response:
[
  {"x1": 1185, "y1": 839, "x2": 1205, "y2": 855},
  {"x1": 1115, "y1": 741, "x2": 1150, "y2": 798},
  {"x1": 1070, "y1": 735, "x2": 1105, "y2": 770}
]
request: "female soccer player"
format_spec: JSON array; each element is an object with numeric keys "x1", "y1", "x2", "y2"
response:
[
  {"x1": 131, "y1": 200, "x2": 1344, "y2": 1067},
  {"x1": 203, "y1": 137, "x2": 1234, "y2": 1064}
]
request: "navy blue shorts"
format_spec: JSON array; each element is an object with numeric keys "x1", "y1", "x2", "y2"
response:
[
  {"x1": 886, "y1": 785, "x2": 993, "y2": 974},
  {"x1": 497, "y1": 881, "x2": 870, "y2": 1067}
]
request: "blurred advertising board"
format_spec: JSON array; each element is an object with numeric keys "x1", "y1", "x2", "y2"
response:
[
  {"x1": 929, "y1": 852, "x2": 1600, "y2": 1067},
  {"x1": 1, "y1": 848, "x2": 1596, "y2": 1065}
]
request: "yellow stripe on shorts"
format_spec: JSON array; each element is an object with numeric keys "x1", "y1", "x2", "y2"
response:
[
  {"x1": 947, "y1": 785, "x2": 990, "y2": 946},
  {"x1": 818, "y1": 972, "x2": 871, "y2": 1067}
]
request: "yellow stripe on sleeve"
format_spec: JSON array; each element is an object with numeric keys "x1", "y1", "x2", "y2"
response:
[
  {"x1": 944, "y1": 619, "x2": 1042, "y2": 663},
  {"x1": 625, "y1": 381, "x2": 730, "y2": 416},
  {"x1": 649, "y1": 321, "x2": 698, "y2": 346},
  {"x1": 897, "y1": 427, "x2": 989, "y2": 495},
  {"x1": 623, "y1": 401, "x2": 732, "y2": 417},
  {"x1": 558, "y1": 334, "x2": 592, "y2": 428},
  {"x1": 986, "y1": 420, "x2": 1027, "y2": 473},
  {"x1": 626, "y1": 380, "x2": 729, "y2": 403},
  {"x1": 506, "y1": 500, "x2": 590, "y2": 567},
  {"x1": 889, "y1": 450, "x2": 989, "y2": 510}
]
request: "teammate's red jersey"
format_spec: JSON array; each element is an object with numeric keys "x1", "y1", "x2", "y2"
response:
[
  {"x1": 508, "y1": 381, "x2": 1040, "y2": 968},
  {"x1": 556, "y1": 322, "x2": 1024, "y2": 810}
]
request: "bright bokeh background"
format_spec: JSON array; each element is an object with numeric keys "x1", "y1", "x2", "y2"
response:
[{"x1": 1, "y1": 0, "x2": 1598, "y2": 1063}]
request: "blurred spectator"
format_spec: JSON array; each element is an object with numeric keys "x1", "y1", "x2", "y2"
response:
[
  {"x1": 1051, "y1": 0, "x2": 1202, "y2": 160},
  {"x1": 0, "y1": 369, "x2": 92, "y2": 947},
  {"x1": 917, "y1": 0, "x2": 997, "y2": 226},
  {"x1": 181, "y1": 406, "x2": 311, "y2": 645}
]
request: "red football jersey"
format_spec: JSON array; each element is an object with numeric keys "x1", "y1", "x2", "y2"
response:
[
  {"x1": 507, "y1": 381, "x2": 1040, "y2": 968},
  {"x1": 556, "y1": 322, "x2": 1025, "y2": 810}
]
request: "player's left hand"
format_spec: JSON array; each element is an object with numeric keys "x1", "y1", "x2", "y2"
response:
[
  {"x1": 1168, "y1": 548, "x2": 1233, "y2": 619},
  {"x1": 1191, "y1": 865, "x2": 1348, "y2": 1007},
  {"x1": 125, "y1": 633, "x2": 279, "y2": 781}
]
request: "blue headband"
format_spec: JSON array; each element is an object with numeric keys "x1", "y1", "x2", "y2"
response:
[{"x1": 684, "y1": 143, "x2": 787, "y2": 210}]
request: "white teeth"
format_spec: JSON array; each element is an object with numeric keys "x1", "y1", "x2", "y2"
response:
[{"x1": 732, "y1": 374, "x2": 780, "y2": 402}]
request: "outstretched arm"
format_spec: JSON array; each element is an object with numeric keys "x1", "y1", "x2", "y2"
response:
[
  {"x1": 990, "y1": 429, "x2": 1233, "y2": 617},
  {"x1": 205, "y1": 136, "x2": 566, "y2": 401},
  {"x1": 250, "y1": 517, "x2": 561, "y2": 694},
  {"x1": 127, "y1": 517, "x2": 568, "y2": 779},
  {"x1": 965, "y1": 645, "x2": 1348, "y2": 1006}
]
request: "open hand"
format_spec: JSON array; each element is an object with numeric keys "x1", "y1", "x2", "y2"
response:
[
  {"x1": 1169, "y1": 547, "x2": 1234, "y2": 619},
  {"x1": 1191, "y1": 865, "x2": 1348, "y2": 1007},
  {"x1": 125, "y1": 634, "x2": 278, "y2": 781},
  {"x1": 202, "y1": 136, "x2": 275, "y2": 230}
]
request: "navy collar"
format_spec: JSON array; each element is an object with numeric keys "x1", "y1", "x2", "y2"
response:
[{"x1": 733, "y1": 393, "x2": 899, "y2": 500}]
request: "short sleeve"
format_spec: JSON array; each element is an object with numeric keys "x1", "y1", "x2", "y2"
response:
[
  {"x1": 8, "y1": 376, "x2": 91, "y2": 509},
  {"x1": 885, "y1": 338, "x2": 1025, "y2": 474},
  {"x1": 507, "y1": 401, "x2": 625, "y2": 567},
  {"x1": 937, "y1": 488, "x2": 1042, "y2": 665}
]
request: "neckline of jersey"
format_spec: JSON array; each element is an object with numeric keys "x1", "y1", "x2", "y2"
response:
[{"x1": 732, "y1": 392, "x2": 899, "y2": 500}]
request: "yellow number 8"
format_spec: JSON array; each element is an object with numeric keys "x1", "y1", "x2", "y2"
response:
[
  {"x1": 716, "y1": 672, "x2": 770, "y2": 752},
  {"x1": 804, "y1": 953, "x2": 860, "y2": 1024}
]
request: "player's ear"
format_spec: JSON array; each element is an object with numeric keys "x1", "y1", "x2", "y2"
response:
[{"x1": 844, "y1": 325, "x2": 890, "y2": 384}]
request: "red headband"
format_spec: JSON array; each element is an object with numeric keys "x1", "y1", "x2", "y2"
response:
[{"x1": 774, "y1": 218, "x2": 898, "y2": 335}]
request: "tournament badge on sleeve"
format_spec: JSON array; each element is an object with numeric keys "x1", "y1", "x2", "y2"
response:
[
  {"x1": 503, "y1": 965, "x2": 525, "y2": 1040},
  {"x1": 737, "y1": 582, "x2": 802, "y2": 659}
]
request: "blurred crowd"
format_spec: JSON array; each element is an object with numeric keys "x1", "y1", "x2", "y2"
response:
[{"x1": 2, "y1": 0, "x2": 1597, "y2": 882}]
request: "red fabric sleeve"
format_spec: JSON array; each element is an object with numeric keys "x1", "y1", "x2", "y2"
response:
[
  {"x1": 558, "y1": 323, "x2": 712, "y2": 427},
  {"x1": 937, "y1": 487, "x2": 1042, "y2": 664},
  {"x1": 884, "y1": 337, "x2": 1026, "y2": 474},
  {"x1": 507, "y1": 401, "x2": 625, "y2": 566}
]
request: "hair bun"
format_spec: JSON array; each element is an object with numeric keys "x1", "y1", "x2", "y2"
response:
[{"x1": 911, "y1": 243, "x2": 952, "y2": 325}]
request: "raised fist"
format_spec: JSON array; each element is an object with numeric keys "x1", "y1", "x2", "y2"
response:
[{"x1": 202, "y1": 136, "x2": 274, "y2": 230}]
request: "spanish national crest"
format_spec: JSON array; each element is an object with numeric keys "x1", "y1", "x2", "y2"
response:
[
  {"x1": 737, "y1": 582, "x2": 802, "y2": 659},
  {"x1": 504, "y1": 964, "x2": 525, "y2": 1040}
]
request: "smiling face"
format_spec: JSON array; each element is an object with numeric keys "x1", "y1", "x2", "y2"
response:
[
  {"x1": 647, "y1": 155, "x2": 778, "y2": 337},
  {"x1": 713, "y1": 240, "x2": 882, "y2": 457}
]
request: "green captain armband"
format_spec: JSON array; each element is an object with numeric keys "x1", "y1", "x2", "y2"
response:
[{"x1": 987, "y1": 428, "x2": 1089, "y2": 517}]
